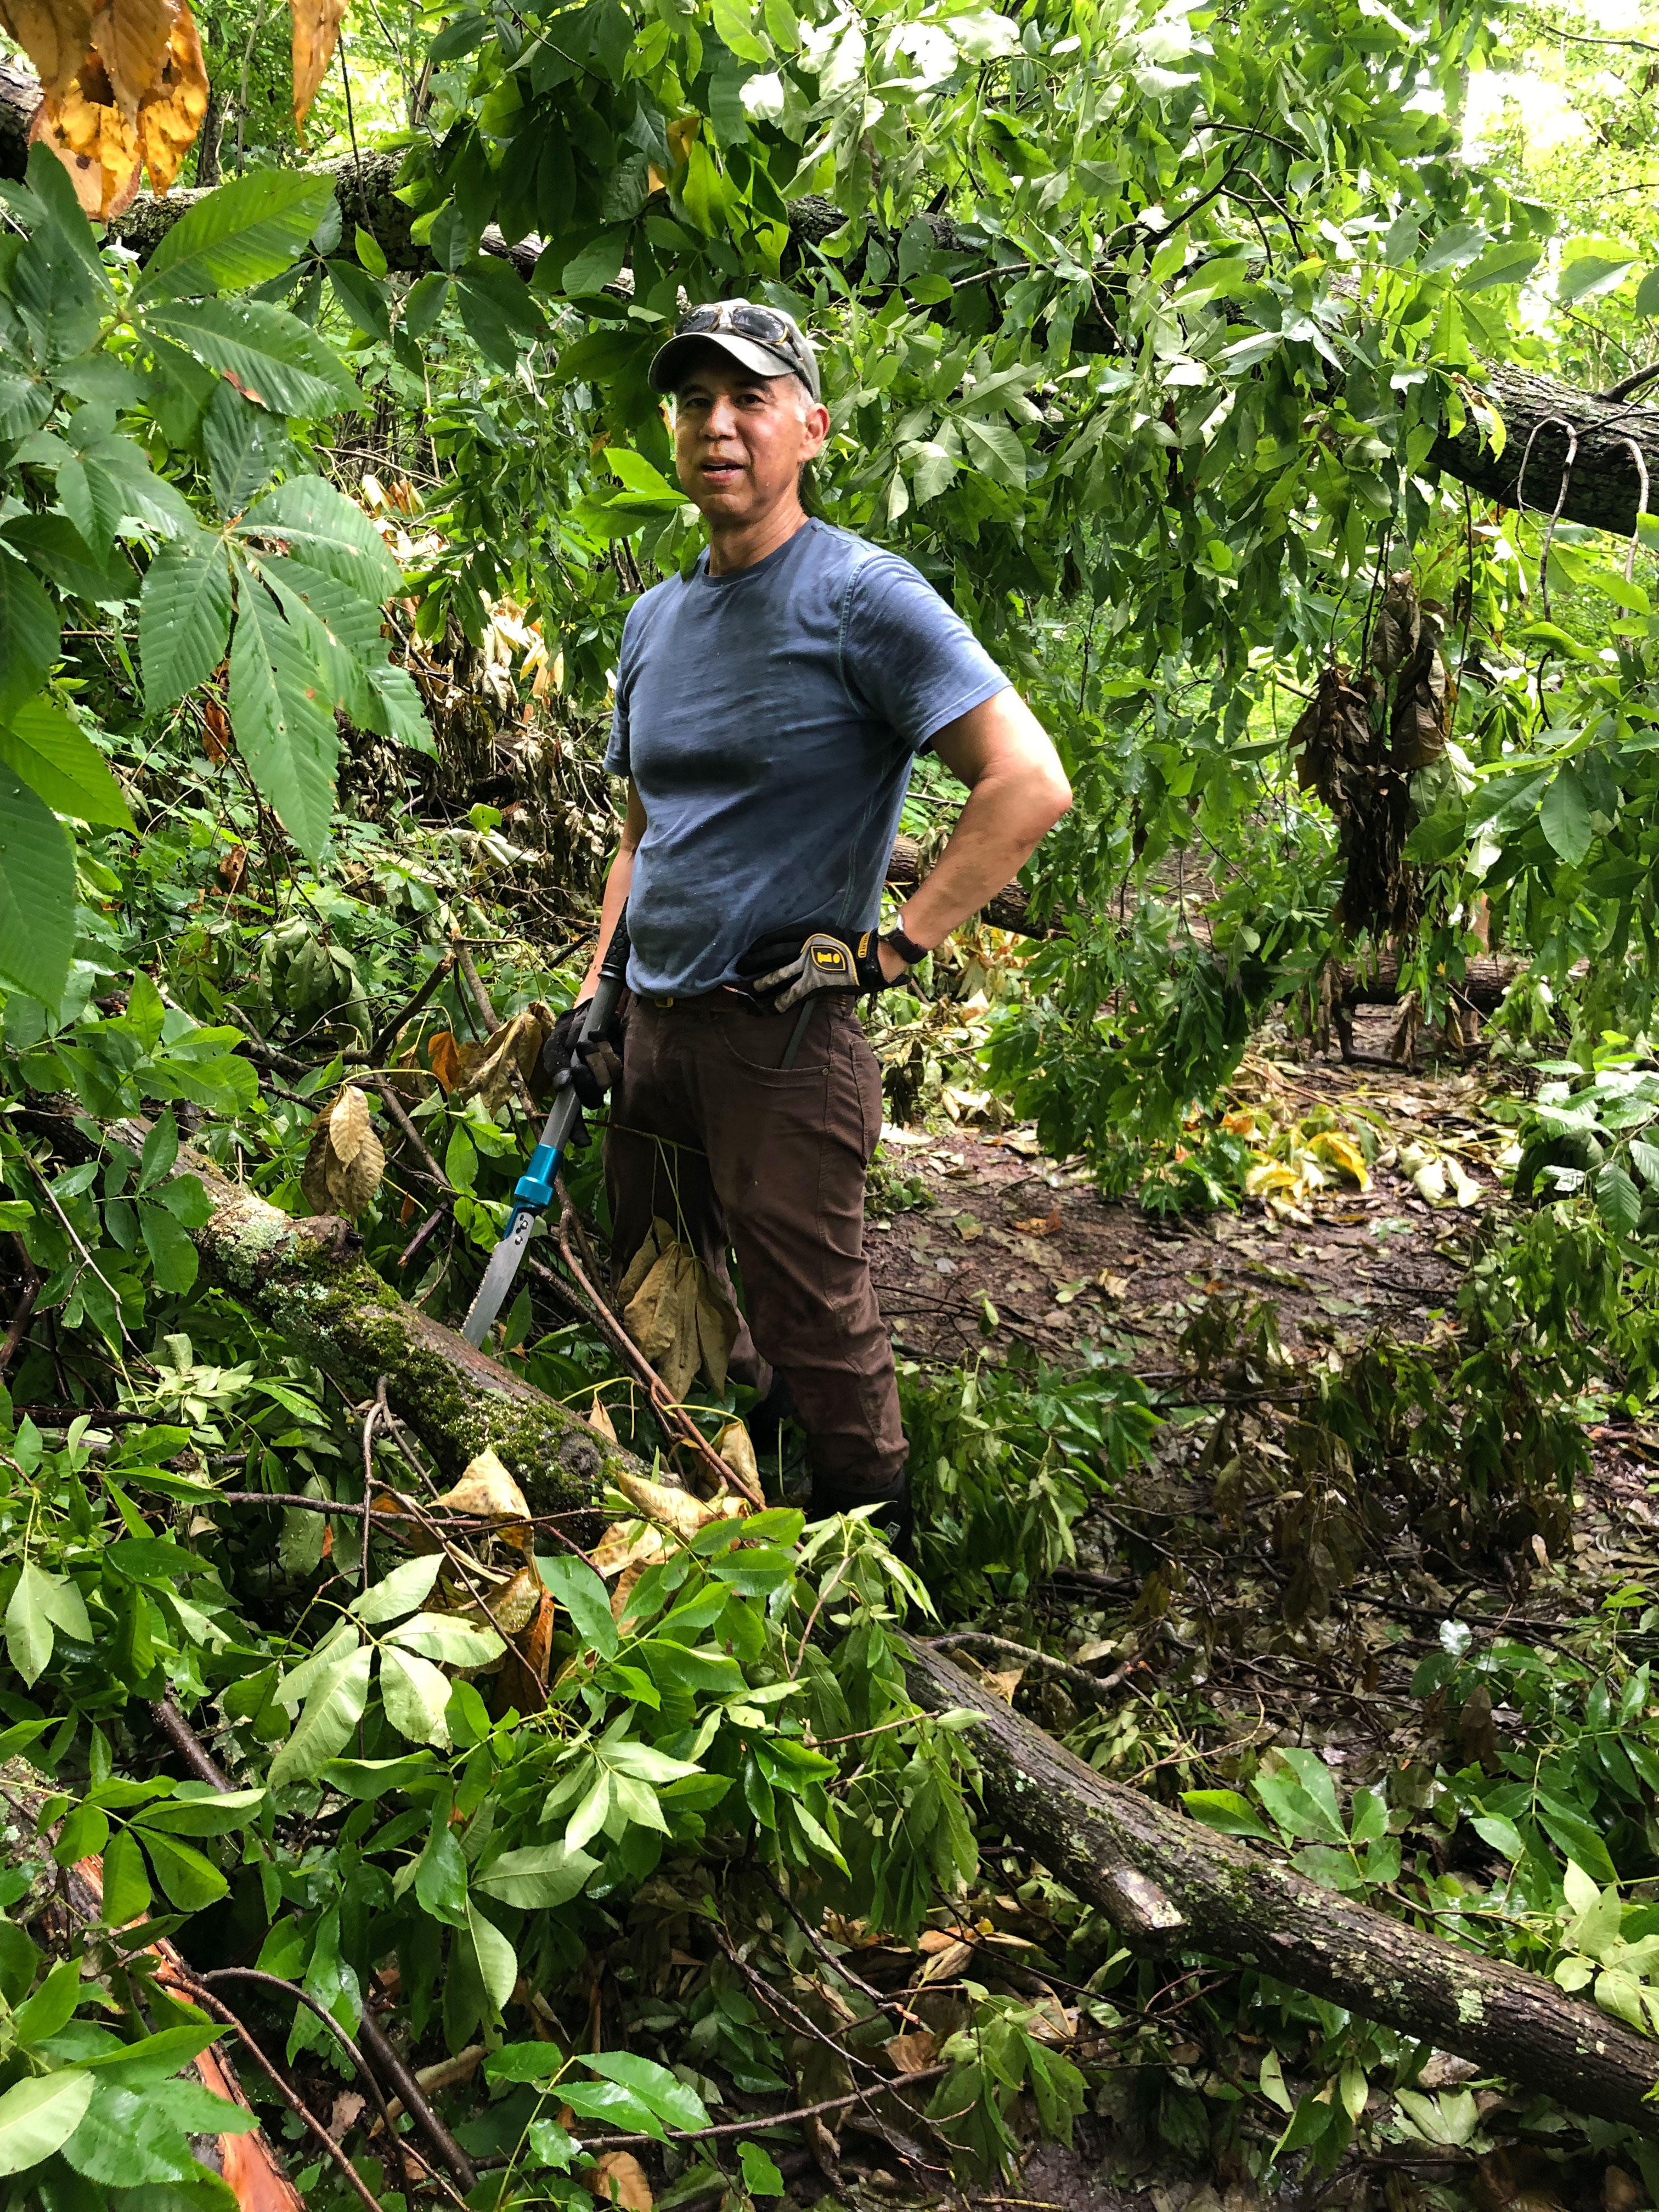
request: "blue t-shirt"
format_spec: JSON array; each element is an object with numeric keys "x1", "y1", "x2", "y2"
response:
[{"x1": 605, "y1": 520, "x2": 1009, "y2": 999}]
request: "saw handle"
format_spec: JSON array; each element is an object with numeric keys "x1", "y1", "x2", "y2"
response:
[{"x1": 509, "y1": 910, "x2": 630, "y2": 1218}]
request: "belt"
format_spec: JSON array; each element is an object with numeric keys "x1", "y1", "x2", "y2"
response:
[{"x1": 637, "y1": 984, "x2": 758, "y2": 1011}]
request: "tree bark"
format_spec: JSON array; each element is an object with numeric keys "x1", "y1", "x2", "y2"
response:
[
  {"x1": 115, "y1": 1117, "x2": 625, "y2": 1520},
  {"x1": 1, "y1": 64, "x2": 1654, "y2": 541},
  {"x1": 901, "y1": 1639, "x2": 1659, "y2": 2136}
]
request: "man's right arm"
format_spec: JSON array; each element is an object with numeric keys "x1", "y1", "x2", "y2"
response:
[{"x1": 579, "y1": 781, "x2": 647, "y2": 999}]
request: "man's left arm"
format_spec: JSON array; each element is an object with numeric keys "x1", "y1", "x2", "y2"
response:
[{"x1": 879, "y1": 689, "x2": 1072, "y2": 982}]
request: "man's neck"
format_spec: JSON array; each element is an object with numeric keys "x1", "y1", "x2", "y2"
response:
[{"x1": 705, "y1": 498, "x2": 809, "y2": 577}]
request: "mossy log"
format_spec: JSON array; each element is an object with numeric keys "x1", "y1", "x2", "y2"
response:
[
  {"x1": 126, "y1": 1122, "x2": 631, "y2": 1521},
  {"x1": 901, "y1": 1639, "x2": 1659, "y2": 2136}
]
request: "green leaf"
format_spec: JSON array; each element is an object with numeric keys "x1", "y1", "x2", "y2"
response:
[
  {"x1": 351, "y1": 1551, "x2": 442, "y2": 1623},
  {"x1": 1420, "y1": 222, "x2": 1488, "y2": 273},
  {"x1": 328, "y1": 258, "x2": 392, "y2": 342},
  {"x1": 0, "y1": 552, "x2": 62, "y2": 720},
  {"x1": 136, "y1": 1786, "x2": 265, "y2": 1836},
  {"x1": 403, "y1": 273, "x2": 450, "y2": 338},
  {"x1": 142, "y1": 298, "x2": 364, "y2": 420},
  {"x1": 237, "y1": 475, "x2": 399, "y2": 600},
  {"x1": 140, "y1": 531, "x2": 233, "y2": 714},
  {"x1": 138, "y1": 1201, "x2": 199, "y2": 1294},
  {"x1": 1462, "y1": 238, "x2": 1543, "y2": 293},
  {"x1": 560, "y1": 2077, "x2": 662, "y2": 2138},
  {"x1": 1181, "y1": 1786, "x2": 1275, "y2": 1839},
  {"x1": 354, "y1": 224, "x2": 388, "y2": 277},
  {"x1": 14, "y1": 1957, "x2": 82, "y2": 2047},
  {"x1": 379, "y1": 1644, "x2": 454, "y2": 1746},
  {"x1": 4, "y1": 1558, "x2": 55, "y2": 1684},
  {"x1": 0, "y1": 367, "x2": 53, "y2": 443},
  {"x1": 138, "y1": 171, "x2": 336, "y2": 301},
  {"x1": 138, "y1": 1828, "x2": 229, "y2": 1911},
  {"x1": 1539, "y1": 765, "x2": 1593, "y2": 866},
  {"x1": 473, "y1": 1840, "x2": 597, "y2": 1910},
  {"x1": 484, "y1": 2041, "x2": 567, "y2": 2084},
  {"x1": 0, "y1": 2068, "x2": 94, "y2": 2176},
  {"x1": 1558, "y1": 252, "x2": 1638, "y2": 306},
  {"x1": 2, "y1": 514, "x2": 135, "y2": 603},
  {"x1": 1595, "y1": 1159, "x2": 1641, "y2": 1236},
  {"x1": 202, "y1": 382, "x2": 290, "y2": 515},
  {"x1": 562, "y1": 229, "x2": 631, "y2": 295},
  {"x1": 739, "y1": 2142, "x2": 786, "y2": 2196},
  {"x1": 138, "y1": 1111, "x2": 180, "y2": 1192},
  {"x1": 0, "y1": 698, "x2": 133, "y2": 826},
  {"x1": 229, "y1": 575, "x2": 339, "y2": 862},
  {"x1": 388, "y1": 1611, "x2": 504, "y2": 1666},
  {"x1": 584, "y1": 2051, "x2": 711, "y2": 2134},
  {"x1": 1637, "y1": 266, "x2": 1659, "y2": 319},
  {"x1": 415, "y1": 1813, "x2": 470, "y2": 1928},
  {"x1": 99, "y1": 1827, "x2": 153, "y2": 1925},
  {"x1": 537, "y1": 1553, "x2": 618, "y2": 1659},
  {"x1": 467, "y1": 1899, "x2": 517, "y2": 2013},
  {"x1": 268, "y1": 1642, "x2": 373, "y2": 1787}
]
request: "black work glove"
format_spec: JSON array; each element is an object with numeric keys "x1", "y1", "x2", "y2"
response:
[
  {"x1": 542, "y1": 1000, "x2": 622, "y2": 1112},
  {"x1": 749, "y1": 929, "x2": 890, "y2": 1012}
]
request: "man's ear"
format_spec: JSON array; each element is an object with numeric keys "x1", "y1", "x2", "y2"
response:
[{"x1": 803, "y1": 402, "x2": 831, "y2": 457}]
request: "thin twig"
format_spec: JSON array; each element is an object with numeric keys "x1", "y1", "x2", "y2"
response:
[
  {"x1": 182, "y1": 1982, "x2": 389, "y2": 2212},
  {"x1": 922, "y1": 1633, "x2": 1132, "y2": 1705},
  {"x1": 1, "y1": 1234, "x2": 40, "y2": 1376},
  {"x1": 369, "y1": 949, "x2": 455, "y2": 1064}
]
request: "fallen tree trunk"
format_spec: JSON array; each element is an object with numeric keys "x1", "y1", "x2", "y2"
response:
[
  {"x1": 109, "y1": 1115, "x2": 623, "y2": 1519},
  {"x1": 901, "y1": 1639, "x2": 1659, "y2": 2135}
]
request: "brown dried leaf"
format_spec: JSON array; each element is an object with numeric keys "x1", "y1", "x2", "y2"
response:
[
  {"x1": 453, "y1": 1007, "x2": 550, "y2": 1112},
  {"x1": 329, "y1": 1082, "x2": 373, "y2": 1165},
  {"x1": 695, "y1": 1273, "x2": 738, "y2": 1396},
  {"x1": 623, "y1": 1244, "x2": 683, "y2": 1367},
  {"x1": 712, "y1": 1419, "x2": 758, "y2": 1495},
  {"x1": 1372, "y1": 569, "x2": 1419, "y2": 679},
  {"x1": 885, "y1": 2029, "x2": 939, "y2": 2074},
  {"x1": 616, "y1": 1218, "x2": 672, "y2": 1309},
  {"x1": 916, "y1": 1937, "x2": 974, "y2": 1985},
  {"x1": 482, "y1": 1562, "x2": 541, "y2": 1638},
  {"x1": 88, "y1": 0, "x2": 176, "y2": 119},
  {"x1": 587, "y1": 1393, "x2": 618, "y2": 1443},
  {"x1": 290, "y1": 0, "x2": 344, "y2": 125},
  {"x1": 592, "y1": 2152, "x2": 652, "y2": 2211},
  {"x1": 428, "y1": 1030, "x2": 461, "y2": 1092},
  {"x1": 614, "y1": 1468, "x2": 746, "y2": 1542},
  {"x1": 202, "y1": 695, "x2": 232, "y2": 761}
]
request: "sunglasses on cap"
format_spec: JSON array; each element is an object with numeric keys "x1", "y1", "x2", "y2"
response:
[{"x1": 676, "y1": 301, "x2": 817, "y2": 377}]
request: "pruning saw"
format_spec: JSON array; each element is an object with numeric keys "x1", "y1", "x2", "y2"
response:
[{"x1": 460, "y1": 910, "x2": 630, "y2": 1350}]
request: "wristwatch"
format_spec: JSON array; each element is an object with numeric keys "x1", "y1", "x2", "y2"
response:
[{"x1": 882, "y1": 925, "x2": 929, "y2": 967}]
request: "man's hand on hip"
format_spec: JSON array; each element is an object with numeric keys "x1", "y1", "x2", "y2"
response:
[{"x1": 752, "y1": 929, "x2": 894, "y2": 1011}]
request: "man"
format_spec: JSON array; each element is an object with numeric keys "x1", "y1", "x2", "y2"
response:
[{"x1": 555, "y1": 297, "x2": 1071, "y2": 1544}]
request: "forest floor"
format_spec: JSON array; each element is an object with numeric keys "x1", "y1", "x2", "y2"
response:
[{"x1": 845, "y1": 1012, "x2": 1659, "y2": 2212}]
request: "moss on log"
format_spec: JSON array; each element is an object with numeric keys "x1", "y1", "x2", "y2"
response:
[
  {"x1": 902, "y1": 1638, "x2": 1659, "y2": 2136},
  {"x1": 129, "y1": 1125, "x2": 633, "y2": 1521}
]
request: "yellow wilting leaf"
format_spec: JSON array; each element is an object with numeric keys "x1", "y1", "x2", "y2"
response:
[
  {"x1": 290, "y1": 0, "x2": 345, "y2": 126},
  {"x1": 1306, "y1": 1130, "x2": 1371, "y2": 1191},
  {"x1": 587, "y1": 1393, "x2": 618, "y2": 1444},
  {"x1": 452, "y1": 1006, "x2": 552, "y2": 1111},
  {"x1": 432, "y1": 1446, "x2": 532, "y2": 1548},
  {"x1": 613, "y1": 1468, "x2": 746, "y2": 1543},
  {"x1": 622, "y1": 1229, "x2": 740, "y2": 1401},
  {"x1": 1243, "y1": 1159, "x2": 1303, "y2": 1200},
  {"x1": 885, "y1": 2028, "x2": 939, "y2": 2074},
  {"x1": 29, "y1": 57, "x2": 142, "y2": 216},
  {"x1": 666, "y1": 112, "x2": 698, "y2": 167},
  {"x1": 302, "y1": 1083, "x2": 386, "y2": 1217},
  {"x1": 134, "y1": 2, "x2": 207, "y2": 193},
  {"x1": 0, "y1": 0, "x2": 93, "y2": 101},
  {"x1": 88, "y1": 0, "x2": 176, "y2": 119}
]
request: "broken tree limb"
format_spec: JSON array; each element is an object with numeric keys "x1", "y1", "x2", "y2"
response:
[
  {"x1": 105, "y1": 1114, "x2": 625, "y2": 1520},
  {"x1": 900, "y1": 1638, "x2": 1659, "y2": 2135}
]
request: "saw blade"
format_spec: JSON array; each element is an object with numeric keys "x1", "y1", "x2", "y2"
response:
[{"x1": 460, "y1": 1209, "x2": 537, "y2": 1348}]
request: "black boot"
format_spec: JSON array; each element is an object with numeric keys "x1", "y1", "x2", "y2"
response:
[{"x1": 809, "y1": 1471, "x2": 913, "y2": 1562}]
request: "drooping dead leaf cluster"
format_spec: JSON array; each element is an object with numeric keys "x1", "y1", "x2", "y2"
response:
[
  {"x1": 301, "y1": 1082, "x2": 386, "y2": 1218},
  {"x1": 419, "y1": 1002, "x2": 556, "y2": 1113},
  {"x1": 618, "y1": 1218, "x2": 740, "y2": 1403},
  {"x1": 1, "y1": 0, "x2": 345, "y2": 216},
  {"x1": 1289, "y1": 572, "x2": 1453, "y2": 942}
]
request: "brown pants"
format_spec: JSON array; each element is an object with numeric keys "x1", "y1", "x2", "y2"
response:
[{"x1": 603, "y1": 990, "x2": 906, "y2": 1498}]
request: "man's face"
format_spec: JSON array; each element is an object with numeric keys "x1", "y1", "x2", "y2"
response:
[{"x1": 672, "y1": 347, "x2": 828, "y2": 527}]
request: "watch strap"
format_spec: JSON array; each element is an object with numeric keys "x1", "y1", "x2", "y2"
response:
[{"x1": 883, "y1": 926, "x2": 929, "y2": 967}]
